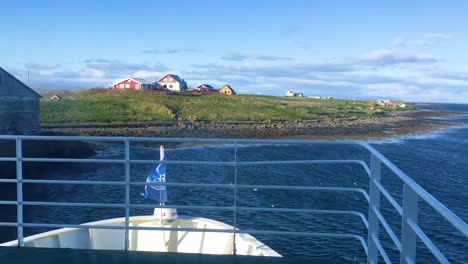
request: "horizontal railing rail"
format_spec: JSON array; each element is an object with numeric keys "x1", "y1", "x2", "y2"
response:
[
  {"x1": 0, "y1": 157, "x2": 370, "y2": 170},
  {"x1": 0, "y1": 135, "x2": 466, "y2": 264}
]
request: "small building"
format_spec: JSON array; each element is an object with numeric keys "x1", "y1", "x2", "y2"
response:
[
  {"x1": 113, "y1": 78, "x2": 157, "y2": 91},
  {"x1": 157, "y1": 74, "x2": 187, "y2": 92},
  {"x1": 195, "y1": 84, "x2": 216, "y2": 93},
  {"x1": 308, "y1": 96, "x2": 321, "y2": 99},
  {"x1": 0, "y1": 67, "x2": 41, "y2": 135},
  {"x1": 375, "y1": 100, "x2": 386, "y2": 106},
  {"x1": 285, "y1": 89, "x2": 303, "y2": 97},
  {"x1": 218, "y1": 85, "x2": 236, "y2": 95},
  {"x1": 50, "y1": 95, "x2": 62, "y2": 101},
  {"x1": 376, "y1": 100, "x2": 397, "y2": 107}
]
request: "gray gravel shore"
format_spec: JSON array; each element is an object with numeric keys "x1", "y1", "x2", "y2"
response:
[{"x1": 40, "y1": 110, "x2": 458, "y2": 139}]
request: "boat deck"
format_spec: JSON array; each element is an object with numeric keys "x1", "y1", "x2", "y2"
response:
[{"x1": 0, "y1": 247, "x2": 329, "y2": 264}]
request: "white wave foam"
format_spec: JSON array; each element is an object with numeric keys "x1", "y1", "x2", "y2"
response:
[{"x1": 371, "y1": 124, "x2": 468, "y2": 145}]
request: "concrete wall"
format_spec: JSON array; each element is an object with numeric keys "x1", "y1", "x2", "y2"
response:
[{"x1": 0, "y1": 68, "x2": 41, "y2": 135}]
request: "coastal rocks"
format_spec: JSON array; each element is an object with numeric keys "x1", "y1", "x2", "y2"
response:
[{"x1": 40, "y1": 115, "x2": 417, "y2": 139}]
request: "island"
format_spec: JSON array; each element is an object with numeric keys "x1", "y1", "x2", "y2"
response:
[{"x1": 37, "y1": 90, "x2": 458, "y2": 140}]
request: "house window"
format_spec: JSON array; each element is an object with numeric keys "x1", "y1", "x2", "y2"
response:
[
  {"x1": 169, "y1": 85, "x2": 173, "y2": 88},
  {"x1": 0, "y1": 76, "x2": 2, "y2": 84},
  {"x1": 119, "y1": 84, "x2": 124, "y2": 88},
  {"x1": 125, "y1": 84, "x2": 130, "y2": 88},
  {"x1": 136, "y1": 84, "x2": 140, "y2": 89}
]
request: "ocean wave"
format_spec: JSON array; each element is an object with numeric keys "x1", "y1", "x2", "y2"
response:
[
  {"x1": 172, "y1": 142, "x2": 321, "y2": 151},
  {"x1": 370, "y1": 124, "x2": 468, "y2": 145}
]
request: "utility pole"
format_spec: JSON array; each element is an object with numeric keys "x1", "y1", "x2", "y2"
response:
[{"x1": 26, "y1": 64, "x2": 30, "y2": 86}]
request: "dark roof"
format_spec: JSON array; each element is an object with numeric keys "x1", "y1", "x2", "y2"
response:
[
  {"x1": 158, "y1": 74, "x2": 185, "y2": 84},
  {"x1": 219, "y1": 85, "x2": 236, "y2": 93},
  {"x1": 222, "y1": 85, "x2": 233, "y2": 89},
  {"x1": 196, "y1": 84, "x2": 215, "y2": 91},
  {"x1": 0, "y1": 67, "x2": 42, "y2": 98}
]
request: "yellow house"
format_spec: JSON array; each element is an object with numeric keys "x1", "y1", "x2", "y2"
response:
[{"x1": 218, "y1": 85, "x2": 236, "y2": 95}]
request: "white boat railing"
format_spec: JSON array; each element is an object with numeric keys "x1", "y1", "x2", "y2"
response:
[{"x1": 0, "y1": 135, "x2": 466, "y2": 263}]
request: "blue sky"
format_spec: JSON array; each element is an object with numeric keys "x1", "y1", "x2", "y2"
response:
[{"x1": 2, "y1": 0, "x2": 468, "y2": 102}]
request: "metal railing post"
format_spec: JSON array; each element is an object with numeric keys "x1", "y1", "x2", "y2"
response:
[
  {"x1": 367, "y1": 154, "x2": 382, "y2": 264},
  {"x1": 400, "y1": 184, "x2": 418, "y2": 264},
  {"x1": 16, "y1": 138, "x2": 24, "y2": 247},
  {"x1": 124, "y1": 139, "x2": 130, "y2": 250},
  {"x1": 233, "y1": 141, "x2": 238, "y2": 255}
]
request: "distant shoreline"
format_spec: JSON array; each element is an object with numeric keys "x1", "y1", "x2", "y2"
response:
[{"x1": 40, "y1": 110, "x2": 462, "y2": 140}]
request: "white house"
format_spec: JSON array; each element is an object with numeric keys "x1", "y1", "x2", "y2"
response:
[
  {"x1": 376, "y1": 100, "x2": 386, "y2": 106},
  {"x1": 50, "y1": 95, "x2": 62, "y2": 101},
  {"x1": 157, "y1": 74, "x2": 187, "y2": 92},
  {"x1": 285, "y1": 89, "x2": 303, "y2": 97}
]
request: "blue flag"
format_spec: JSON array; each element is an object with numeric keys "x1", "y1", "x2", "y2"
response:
[{"x1": 142, "y1": 146, "x2": 167, "y2": 203}]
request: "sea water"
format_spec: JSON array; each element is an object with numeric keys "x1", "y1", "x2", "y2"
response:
[{"x1": 0, "y1": 103, "x2": 467, "y2": 263}]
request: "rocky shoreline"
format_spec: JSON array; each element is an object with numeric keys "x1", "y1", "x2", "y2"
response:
[{"x1": 40, "y1": 110, "x2": 461, "y2": 140}]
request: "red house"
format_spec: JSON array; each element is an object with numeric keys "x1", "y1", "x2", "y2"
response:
[
  {"x1": 195, "y1": 84, "x2": 216, "y2": 93},
  {"x1": 112, "y1": 78, "x2": 158, "y2": 91}
]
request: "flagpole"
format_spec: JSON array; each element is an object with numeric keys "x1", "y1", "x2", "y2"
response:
[
  {"x1": 160, "y1": 202, "x2": 163, "y2": 225},
  {"x1": 160, "y1": 145, "x2": 164, "y2": 224}
]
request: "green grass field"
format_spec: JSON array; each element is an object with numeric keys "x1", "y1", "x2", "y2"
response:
[{"x1": 40, "y1": 90, "x2": 410, "y2": 124}]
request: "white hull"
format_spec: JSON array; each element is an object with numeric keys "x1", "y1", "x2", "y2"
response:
[{"x1": 1, "y1": 215, "x2": 281, "y2": 257}]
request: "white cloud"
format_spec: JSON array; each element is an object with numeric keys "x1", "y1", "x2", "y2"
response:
[
  {"x1": 141, "y1": 48, "x2": 204, "y2": 54},
  {"x1": 185, "y1": 49, "x2": 468, "y2": 102},
  {"x1": 423, "y1": 33, "x2": 453, "y2": 40},
  {"x1": 222, "y1": 53, "x2": 293, "y2": 62},
  {"x1": 7, "y1": 60, "x2": 171, "y2": 88},
  {"x1": 362, "y1": 83, "x2": 419, "y2": 98},
  {"x1": 80, "y1": 69, "x2": 105, "y2": 78},
  {"x1": 362, "y1": 83, "x2": 468, "y2": 103},
  {"x1": 7, "y1": 47, "x2": 468, "y2": 103},
  {"x1": 357, "y1": 49, "x2": 439, "y2": 66},
  {"x1": 132, "y1": 70, "x2": 168, "y2": 81},
  {"x1": 266, "y1": 76, "x2": 353, "y2": 87},
  {"x1": 391, "y1": 33, "x2": 453, "y2": 46}
]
